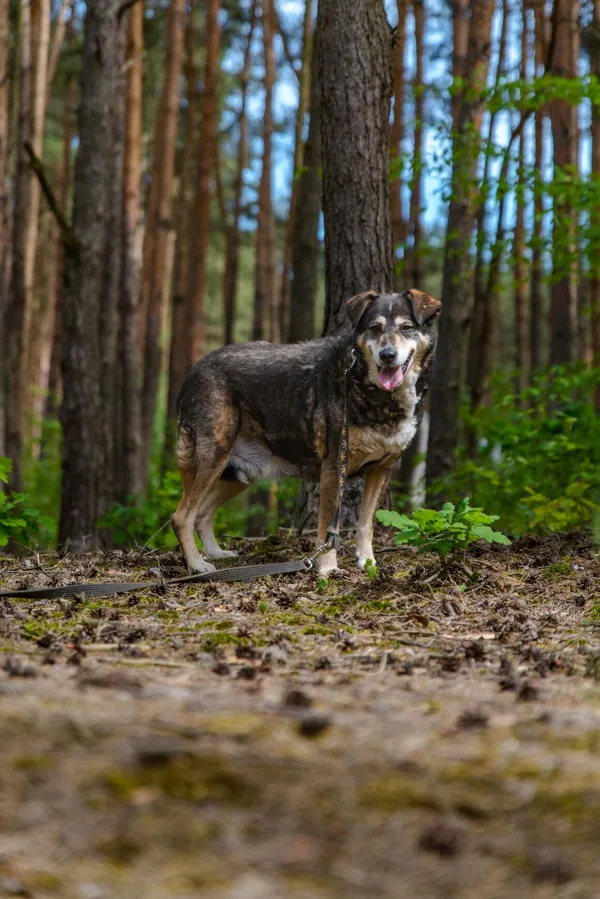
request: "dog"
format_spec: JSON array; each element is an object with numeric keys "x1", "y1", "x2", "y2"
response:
[{"x1": 172, "y1": 288, "x2": 440, "y2": 575}]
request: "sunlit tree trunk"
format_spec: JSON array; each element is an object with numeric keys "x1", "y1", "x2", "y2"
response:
[
  {"x1": 279, "y1": 0, "x2": 312, "y2": 341},
  {"x1": 426, "y1": 0, "x2": 494, "y2": 493},
  {"x1": 223, "y1": 0, "x2": 256, "y2": 345},
  {"x1": 4, "y1": 0, "x2": 32, "y2": 489},
  {"x1": 548, "y1": 0, "x2": 579, "y2": 365},
  {"x1": 254, "y1": 0, "x2": 277, "y2": 343},
  {"x1": 390, "y1": 0, "x2": 407, "y2": 287},
  {"x1": 514, "y1": 1, "x2": 530, "y2": 394},
  {"x1": 140, "y1": 0, "x2": 185, "y2": 485},
  {"x1": 185, "y1": 0, "x2": 221, "y2": 365},
  {"x1": 406, "y1": 0, "x2": 424, "y2": 285}
]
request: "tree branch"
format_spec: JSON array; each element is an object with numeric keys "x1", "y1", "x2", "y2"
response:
[{"x1": 24, "y1": 142, "x2": 78, "y2": 253}]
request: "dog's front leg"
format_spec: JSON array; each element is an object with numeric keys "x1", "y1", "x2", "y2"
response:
[
  {"x1": 316, "y1": 463, "x2": 339, "y2": 575},
  {"x1": 355, "y1": 462, "x2": 394, "y2": 569}
]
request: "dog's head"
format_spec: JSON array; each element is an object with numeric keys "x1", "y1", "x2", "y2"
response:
[{"x1": 347, "y1": 289, "x2": 441, "y2": 392}]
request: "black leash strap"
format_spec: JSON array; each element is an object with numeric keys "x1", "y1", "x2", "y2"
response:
[{"x1": 0, "y1": 353, "x2": 355, "y2": 602}]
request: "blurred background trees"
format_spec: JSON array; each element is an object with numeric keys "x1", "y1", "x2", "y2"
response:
[{"x1": 2, "y1": 0, "x2": 600, "y2": 552}]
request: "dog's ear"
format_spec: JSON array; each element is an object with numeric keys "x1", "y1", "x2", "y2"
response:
[
  {"x1": 402, "y1": 289, "x2": 441, "y2": 325},
  {"x1": 347, "y1": 290, "x2": 379, "y2": 328}
]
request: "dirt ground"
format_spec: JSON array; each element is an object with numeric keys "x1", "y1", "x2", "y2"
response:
[{"x1": 1, "y1": 530, "x2": 600, "y2": 899}]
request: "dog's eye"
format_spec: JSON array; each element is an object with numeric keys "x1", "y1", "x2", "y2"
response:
[
  {"x1": 369, "y1": 324, "x2": 383, "y2": 335},
  {"x1": 400, "y1": 324, "x2": 414, "y2": 334}
]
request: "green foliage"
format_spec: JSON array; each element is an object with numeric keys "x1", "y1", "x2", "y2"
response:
[
  {"x1": 0, "y1": 458, "x2": 53, "y2": 549},
  {"x1": 439, "y1": 366, "x2": 600, "y2": 536},
  {"x1": 377, "y1": 497, "x2": 510, "y2": 564},
  {"x1": 364, "y1": 558, "x2": 378, "y2": 580}
]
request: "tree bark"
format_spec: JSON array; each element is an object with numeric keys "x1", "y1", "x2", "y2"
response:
[
  {"x1": 591, "y1": 0, "x2": 600, "y2": 410},
  {"x1": 451, "y1": 0, "x2": 470, "y2": 132},
  {"x1": 4, "y1": 0, "x2": 32, "y2": 490},
  {"x1": 222, "y1": 0, "x2": 256, "y2": 346},
  {"x1": 548, "y1": 0, "x2": 579, "y2": 366},
  {"x1": 530, "y1": 0, "x2": 546, "y2": 372},
  {"x1": 426, "y1": 0, "x2": 494, "y2": 492},
  {"x1": 406, "y1": 0, "x2": 424, "y2": 286},
  {"x1": 185, "y1": 0, "x2": 221, "y2": 364},
  {"x1": 59, "y1": 0, "x2": 119, "y2": 551},
  {"x1": 288, "y1": 7, "x2": 322, "y2": 343},
  {"x1": 279, "y1": 0, "x2": 313, "y2": 342},
  {"x1": 0, "y1": 0, "x2": 9, "y2": 458},
  {"x1": 140, "y1": 0, "x2": 186, "y2": 485},
  {"x1": 116, "y1": 0, "x2": 144, "y2": 499},
  {"x1": 254, "y1": 0, "x2": 277, "y2": 343},
  {"x1": 514, "y1": 1, "x2": 530, "y2": 395},
  {"x1": 390, "y1": 0, "x2": 407, "y2": 287}
]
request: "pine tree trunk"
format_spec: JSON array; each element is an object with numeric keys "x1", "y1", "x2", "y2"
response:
[
  {"x1": 116, "y1": 0, "x2": 144, "y2": 499},
  {"x1": 166, "y1": 0, "x2": 199, "y2": 436},
  {"x1": 295, "y1": 0, "x2": 393, "y2": 531},
  {"x1": 222, "y1": 0, "x2": 256, "y2": 346},
  {"x1": 279, "y1": 0, "x2": 313, "y2": 342},
  {"x1": 288, "y1": 8, "x2": 321, "y2": 343},
  {"x1": 591, "y1": 0, "x2": 600, "y2": 411},
  {"x1": 140, "y1": 0, "x2": 185, "y2": 485},
  {"x1": 0, "y1": 0, "x2": 9, "y2": 458},
  {"x1": 185, "y1": 0, "x2": 221, "y2": 365},
  {"x1": 59, "y1": 0, "x2": 119, "y2": 551},
  {"x1": 390, "y1": 0, "x2": 407, "y2": 287},
  {"x1": 426, "y1": 0, "x2": 494, "y2": 492},
  {"x1": 254, "y1": 0, "x2": 276, "y2": 343},
  {"x1": 4, "y1": 0, "x2": 32, "y2": 490},
  {"x1": 451, "y1": 0, "x2": 470, "y2": 132},
  {"x1": 514, "y1": 2, "x2": 530, "y2": 395},
  {"x1": 548, "y1": 0, "x2": 579, "y2": 366},
  {"x1": 406, "y1": 0, "x2": 424, "y2": 286},
  {"x1": 530, "y1": 0, "x2": 546, "y2": 372}
]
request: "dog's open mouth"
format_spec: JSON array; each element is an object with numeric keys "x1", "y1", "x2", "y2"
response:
[{"x1": 376, "y1": 351, "x2": 414, "y2": 391}]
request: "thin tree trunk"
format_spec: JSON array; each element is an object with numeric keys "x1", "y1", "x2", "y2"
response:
[
  {"x1": 185, "y1": 0, "x2": 221, "y2": 365},
  {"x1": 426, "y1": 0, "x2": 494, "y2": 492},
  {"x1": 46, "y1": 0, "x2": 70, "y2": 94},
  {"x1": 548, "y1": 0, "x2": 579, "y2": 366},
  {"x1": 530, "y1": 0, "x2": 546, "y2": 372},
  {"x1": 452, "y1": 0, "x2": 470, "y2": 132},
  {"x1": 279, "y1": 0, "x2": 313, "y2": 341},
  {"x1": 406, "y1": 0, "x2": 424, "y2": 286},
  {"x1": 390, "y1": 0, "x2": 407, "y2": 287},
  {"x1": 140, "y1": 0, "x2": 186, "y2": 485},
  {"x1": 591, "y1": 0, "x2": 600, "y2": 410},
  {"x1": 0, "y1": 0, "x2": 9, "y2": 457},
  {"x1": 288, "y1": 9, "x2": 322, "y2": 343},
  {"x1": 59, "y1": 0, "x2": 119, "y2": 551},
  {"x1": 117, "y1": 0, "x2": 144, "y2": 499},
  {"x1": 254, "y1": 0, "x2": 277, "y2": 343},
  {"x1": 514, "y1": 2, "x2": 530, "y2": 394},
  {"x1": 222, "y1": 0, "x2": 256, "y2": 345},
  {"x1": 4, "y1": 0, "x2": 32, "y2": 490}
]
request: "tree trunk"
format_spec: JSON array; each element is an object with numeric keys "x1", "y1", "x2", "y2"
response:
[
  {"x1": 591, "y1": 0, "x2": 600, "y2": 410},
  {"x1": 4, "y1": 0, "x2": 32, "y2": 490},
  {"x1": 406, "y1": 0, "x2": 424, "y2": 286},
  {"x1": 0, "y1": 0, "x2": 9, "y2": 457},
  {"x1": 288, "y1": 7, "x2": 322, "y2": 343},
  {"x1": 185, "y1": 0, "x2": 221, "y2": 365},
  {"x1": 140, "y1": 0, "x2": 186, "y2": 485},
  {"x1": 254, "y1": 0, "x2": 277, "y2": 343},
  {"x1": 452, "y1": 0, "x2": 470, "y2": 132},
  {"x1": 222, "y1": 0, "x2": 256, "y2": 346},
  {"x1": 514, "y1": 1, "x2": 530, "y2": 395},
  {"x1": 296, "y1": 0, "x2": 393, "y2": 531},
  {"x1": 279, "y1": 0, "x2": 312, "y2": 341},
  {"x1": 46, "y1": 0, "x2": 70, "y2": 94},
  {"x1": 548, "y1": 0, "x2": 579, "y2": 366},
  {"x1": 530, "y1": 0, "x2": 546, "y2": 372},
  {"x1": 390, "y1": 0, "x2": 407, "y2": 287},
  {"x1": 115, "y1": 0, "x2": 144, "y2": 499},
  {"x1": 426, "y1": 0, "x2": 494, "y2": 492},
  {"x1": 59, "y1": 0, "x2": 119, "y2": 551}
]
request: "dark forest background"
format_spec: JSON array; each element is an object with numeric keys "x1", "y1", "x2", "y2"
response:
[{"x1": 1, "y1": 0, "x2": 600, "y2": 554}]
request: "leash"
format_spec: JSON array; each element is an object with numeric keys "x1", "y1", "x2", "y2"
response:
[{"x1": 0, "y1": 352, "x2": 356, "y2": 602}]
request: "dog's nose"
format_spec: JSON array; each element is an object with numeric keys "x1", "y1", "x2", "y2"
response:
[{"x1": 379, "y1": 345, "x2": 398, "y2": 365}]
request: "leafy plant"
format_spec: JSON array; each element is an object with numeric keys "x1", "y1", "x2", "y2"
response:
[
  {"x1": 0, "y1": 457, "x2": 53, "y2": 549},
  {"x1": 377, "y1": 497, "x2": 510, "y2": 567}
]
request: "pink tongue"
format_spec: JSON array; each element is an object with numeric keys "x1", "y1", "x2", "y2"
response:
[{"x1": 377, "y1": 366, "x2": 404, "y2": 391}]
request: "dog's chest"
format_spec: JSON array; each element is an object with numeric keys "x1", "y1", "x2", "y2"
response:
[{"x1": 348, "y1": 379, "x2": 419, "y2": 471}]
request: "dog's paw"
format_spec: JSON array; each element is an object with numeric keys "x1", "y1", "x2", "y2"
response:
[
  {"x1": 356, "y1": 551, "x2": 375, "y2": 570},
  {"x1": 188, "y1": 558, "x2": 217, "y2": 575},
  {"x1": 316, "y1": 550, "x2": 338, "y2": 577},
  {"x1": 205, "y1": 548, "x2": 238, "y2": 561}
]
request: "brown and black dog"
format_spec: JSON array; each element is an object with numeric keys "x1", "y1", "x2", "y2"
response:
[{"x1": 172, "y1": 289, "x2": 440, "y2": 575}]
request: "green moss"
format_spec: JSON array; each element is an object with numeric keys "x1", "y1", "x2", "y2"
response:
[
  {"x1": 214, "y1": 619, "x2": 234, "y2": 631},
  {"x1": 303, "y1": 625, "x2": 331, "y2": 636},
  {"x1": 202, "y1": 632, "x2": 239, "y2": 651},
  {"x1": 543, "y1": 560, "x2": 573, "y2": 579},
  {"x1": 359, "y1": 774, "x2": 440, "y2": 812}
]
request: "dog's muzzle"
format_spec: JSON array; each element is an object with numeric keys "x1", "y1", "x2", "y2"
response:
[{"x1": 376, "y1": 349, "x2": 414, "y2": 391}]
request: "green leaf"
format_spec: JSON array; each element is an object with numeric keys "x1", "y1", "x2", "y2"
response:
[
  {"x1": 376, "y1": 510, "x2": 416, "y2": 531},
  {"x1": 471, "y1": 525, "x2": 511, "y2": 545}
]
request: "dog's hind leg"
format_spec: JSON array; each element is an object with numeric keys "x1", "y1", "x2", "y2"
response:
[{"x1": 195, "y1": 478, "x2": 248, "y2": 560}]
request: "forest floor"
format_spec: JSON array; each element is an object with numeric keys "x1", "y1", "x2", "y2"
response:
[{"x1": 1, "y1": 531, "x2": 600, "y2": 898}]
